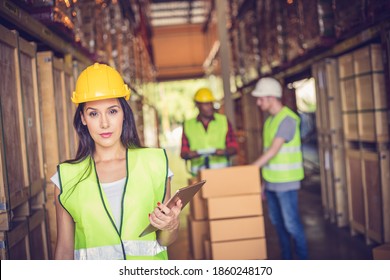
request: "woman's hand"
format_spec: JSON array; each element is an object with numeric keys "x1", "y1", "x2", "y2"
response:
[{"x1": 149, "y1": 199, "x2": 183, "y2": 232}]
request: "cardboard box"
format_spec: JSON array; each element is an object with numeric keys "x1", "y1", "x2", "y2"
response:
[
  {"x1": 187, "y1": 215, "x2": 209, "y2": 260},
  {"x1": 372, "y1": 243, "x2": 390, "y2": 260},
  {"x1": 204, "y1": 239, "x2": 211, "y2": 260},
  {"x1": 210, "y1": 238, "x2": 267, "y2": 260},
  {"x1": 207, "y1": 194, "x2": 262, "y2": 220},
  {"x1": 190, "y1": 191, "x2": 208, "y2": 220},
  {"x1": 188, "y1": 177, "x2": 208, "y2": 220},
  {"x1": 200, "y1": 165, "x2": 261, "y2": 198},
  {"x1": 209, "y1": 216, "x2": 265, "y2": 242}
]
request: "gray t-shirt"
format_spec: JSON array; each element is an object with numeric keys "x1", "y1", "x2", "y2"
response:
[{"x1": 264, "y1": 116, "x2": 301, "y2": 192}]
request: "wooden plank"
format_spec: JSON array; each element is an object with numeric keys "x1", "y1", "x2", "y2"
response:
[
  {"x1": 325, "y1": 59, "x2": 343, "y2": 132},
  {"x1": 244, "y1": 129, "x2": 263, "y2": 164},
  {"x1": 330, "y1": 133, "x2": 348, "y2": 227},
  {"x1": 0, "y1": 188, "x2": 29, "y2": 231},
  {"x1": 29, "y1": 180, "x2": 45, "y2": 210},
  {"x1": 313, "y1": 61, "x2": 330, "y2": 132},
  {"x1": 53, "y1": 57, "x2": 71, "y2": 162},
  {"x1": 44, "y1": 183, "x2": 56, "y2": 258},
  {"x1": 343, "y1": 113, "x2": 359, "y2": 141},
  {"x1": 339, "y1": 78, "x2": 356, "y2": 112},
  {"x1": 317, "y1": 137, "x2": 331, "y2": 219},
  {"x1": 361, "y1": 150, "x2": 383, "y2": 244},
  {"x1": 0, "y1": 219, "x2": 30, "y2": 260},
  {"x1": 37, "y1": 51, "x2": 60, "y2": 182},
  {"x1": 242, "y1": 91, "x2": 263, "y2": 131},
  {"x1": 63, "y1": 57, "x2": 77, "y2": 158},
  {"x1": 345, "y1": 149, "x2": 365, "y2": 236},
  {"x1": 380, "y1": 149, "x2": 390, "y2": 243},
  {"x1": 0, "y1": 104, "x2": 6, "y2": 209},
  {"x1": 313, "y1": 59, "x2": 348, "y2": 227},
  {"x1": 318, "y1": 136, "x2": 336, "y2": 223},
  {"x1": 338, "y1": 52, "x2": 354, "y2": 79},
  {"x1": 353, "y1": 44, "x2": 384, "y2": 74},
  {"x1": 355, "y1": 73, "x2": 386, "y2": 110},
  {"x1": 0, "y1": 25, "x2": 29, "y2": 203},
  {"x1": 18, "y1": 37, "x2": 45, "y2": 197},
  {"x1": 358, "y1": 110, "x2": 389, "y2": 142},
  {"x1": 28, "y1": 209, "x2": 49, "y2": 259}
]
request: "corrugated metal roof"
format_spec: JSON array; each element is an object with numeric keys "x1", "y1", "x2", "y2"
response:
[{"x1": 150, "y1": 0, "x2": 210, "y2": 26}]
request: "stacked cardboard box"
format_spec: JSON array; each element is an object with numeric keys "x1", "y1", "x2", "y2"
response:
[
  {"x1": 187, "y1": 165, "x2": 266, "y2": 260},
  {"x1": 372, "y1": 243, "x2": 390, "y2": 260}
]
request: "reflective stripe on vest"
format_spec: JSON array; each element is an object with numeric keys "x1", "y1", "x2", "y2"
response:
[
  {"x1": 264, "y1": 162, "x2": 304, "y2": 171},
  {"x1": 262, "y1": 107, "x2": 304, "y2": 183},
  {"x1": 58, "y1": 148, "x2": 168, "y2": 260},
  {"x1": 184, "y1": 113, "x2": 228, "y2": 174},
  {"x1": 75, "y1": 240, "x2": 166, "y2": 260},
  {"x1": 264, "y1": 146, "x2": 301, "y2": 154}
]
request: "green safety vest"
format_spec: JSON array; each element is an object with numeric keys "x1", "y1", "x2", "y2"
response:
[
  {"x1": 58, "y1": 148, "x2": 168, "y2": 260},
  {"x1": 262, "y1": 107, "x2": 304, "y2": 183},
  {"x1": 184, "y1": 113, "x2": 229, "y2": 175}
]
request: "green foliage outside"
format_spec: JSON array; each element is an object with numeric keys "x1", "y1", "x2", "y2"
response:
[{"x1": 142, "y1": 77, "x2": 223, "y2": 147}]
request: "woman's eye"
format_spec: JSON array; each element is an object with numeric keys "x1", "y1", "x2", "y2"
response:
[
  {"x1": 89, "y1": 111, "x2": 98, "y2": 117},
  {"x1": 109, "y1": 109, "x2": 118, "y2": 115}
]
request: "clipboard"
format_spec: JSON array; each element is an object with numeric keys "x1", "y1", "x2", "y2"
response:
[{"x1": 139, "y1": 179, "x2": 206, "y2": 237}]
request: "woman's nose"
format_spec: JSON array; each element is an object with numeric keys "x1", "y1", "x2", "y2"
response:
[{"x1": 100, "y1": 114, "x2": 109, "y2": 128}]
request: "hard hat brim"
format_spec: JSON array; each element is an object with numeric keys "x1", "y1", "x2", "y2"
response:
[{"x1": 72, "y1": 92, "x2": 130, "y2": 104}]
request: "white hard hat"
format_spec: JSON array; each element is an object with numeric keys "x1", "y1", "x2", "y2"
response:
[{"x1": 251, "y1": 77, "x2": 282, "y2": 98}]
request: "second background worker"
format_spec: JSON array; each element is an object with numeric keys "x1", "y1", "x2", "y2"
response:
[{"x1": 180, "y1": 87, "x2": 238, "y2": 176}]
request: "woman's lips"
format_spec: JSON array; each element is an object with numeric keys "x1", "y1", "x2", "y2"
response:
[{"x1": 100, "y1": 133, "x2": 112, "y2": 138}]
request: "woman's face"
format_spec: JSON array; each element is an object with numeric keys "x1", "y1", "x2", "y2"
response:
[{"x1": 81, "y1": 98, "x2": 124, "y2": 149}]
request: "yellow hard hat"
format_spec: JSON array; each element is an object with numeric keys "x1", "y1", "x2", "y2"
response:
[
  {"x1": 71, "y1": 63, "x2": 130, "y2": 104},
  {"x1": 194, "y1": 88, "x2": 215, "y2": 103}
]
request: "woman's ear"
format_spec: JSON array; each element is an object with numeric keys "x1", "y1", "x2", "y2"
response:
[{"x1": 80, "y1": 111, "x2": 87, "y2": 126}]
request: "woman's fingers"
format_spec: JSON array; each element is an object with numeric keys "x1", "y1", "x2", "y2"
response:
[{"x1": 149, "y1": 200, "x2": 182, "y2": 230}]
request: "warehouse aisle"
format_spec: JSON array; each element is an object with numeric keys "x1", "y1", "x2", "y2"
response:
[{"x1": 163, "y1": 142, "x2": 376, "y2": 260}]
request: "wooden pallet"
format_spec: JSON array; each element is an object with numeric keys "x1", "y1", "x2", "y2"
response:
[
  {"x1": 338, "y1": 43, "x2": 389, "y2": 143},
  {"x1": 317, "y1": 134, "x2": 348, "y2": 226},
  {"x1": 313, "y1": 58, "x2": 348, "y2": 227},
  {"x1": 345, "y1": 147, "x2": 390, "y2": 244},
  {"x1": 0, "y1": 24, "x2": 30, "y2": 213},
  {"x1": 18, "y1": 36, "x2": 46, "y2": 204},
  {"x1": 37, "y1": 51, "x2": 61, "y2": 182},
  {"x1": 362, "y1": 149, "x2": 390, "y2": 243},
  {"x1": 28, "y1": 209, "x2": 49, "y2": 260},
  {"x1": 0, "y1": 188, "x2": 30, "y2": 231},
  {"x1": 44, "y1": 183, "x2": 57, "y2": 258},
  {"x1": 345, "y1": 148, "x2": 366, "y2": 237},
  {"x1": 0, "y1": 219, "x2": 30, "y2": 260}
]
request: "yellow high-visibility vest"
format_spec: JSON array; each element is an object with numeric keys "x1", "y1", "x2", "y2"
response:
[
  {"x1": 262, "y1": 107, "x2": 304, "y2": 183},
  {"x1": 184, "y1": 113, "x2": 229, "y2": 175},
  {"x1": 58, "y1": 148, "x2": 168, "y2": 260}
]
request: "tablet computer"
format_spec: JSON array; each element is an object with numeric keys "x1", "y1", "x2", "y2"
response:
[{"x1": 139, "y1": 179, "x2": 206, "y2": 237}]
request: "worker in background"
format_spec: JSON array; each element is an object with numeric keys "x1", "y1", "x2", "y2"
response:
[
  {"x1": 180, "y1": 87, "x2": 238, "y2": 176},
  {"x1": 51, "y1": 63, "x2": 182, "y2": 260},
  {"x1": 250, "y1": 77, "x2": 308, "y2": 260}
]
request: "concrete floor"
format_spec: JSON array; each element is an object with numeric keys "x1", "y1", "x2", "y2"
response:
[{"x1": 164, "y1": 145, "x2": 376, "y2": 260}]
